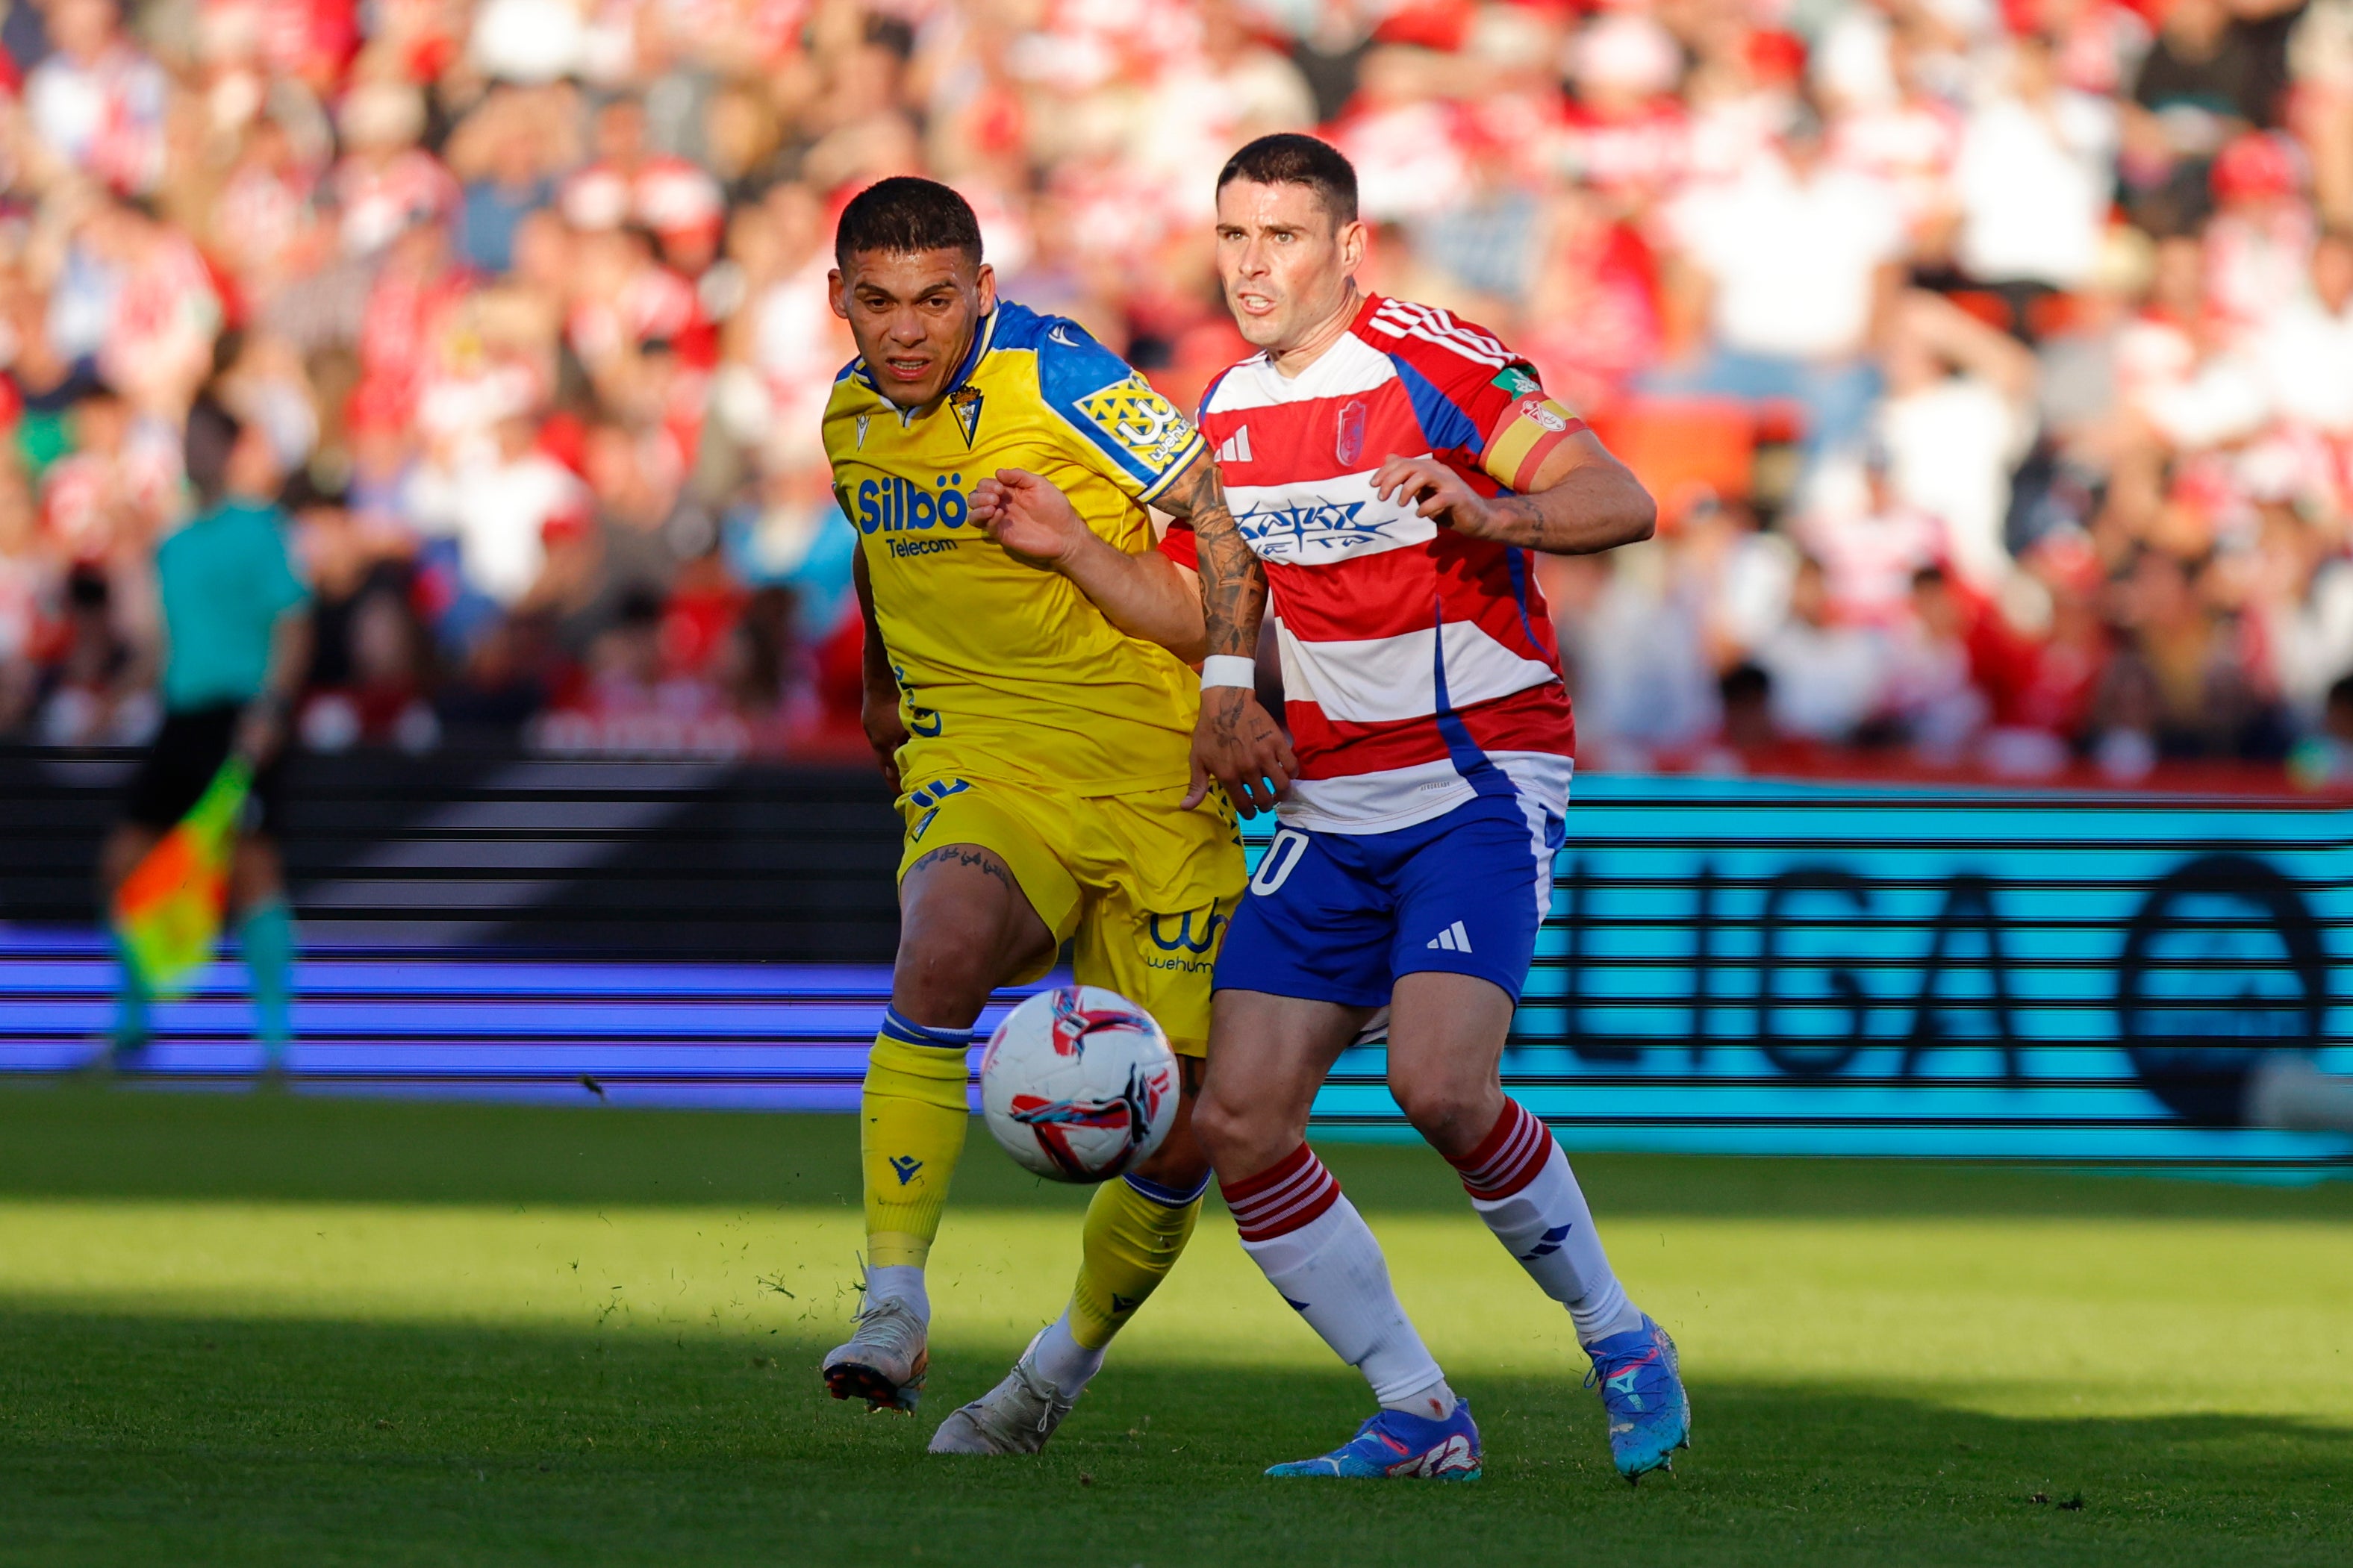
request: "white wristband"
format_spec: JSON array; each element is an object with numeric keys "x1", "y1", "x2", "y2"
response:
[{"x1": 1200, "y1": 655, "x2": 1256, "y2": 690}]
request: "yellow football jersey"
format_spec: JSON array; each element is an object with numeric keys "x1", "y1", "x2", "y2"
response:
[{"x1": 821, "y1": 300, "x2": 1207, "y2": 795}]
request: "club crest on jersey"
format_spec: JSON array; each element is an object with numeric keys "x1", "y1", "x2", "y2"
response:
[
  {"x1": 856, "y1": 412, "x2": 870, "y2": 449},
  {"x1": 1078, "y1": 379, "x2": 1192, "y2": 472},
  {"x1": 949, "y1": 387, "x2": 984, "y2": 447},
  {"x1": 1335, "y1": 399, "x2": 1367, "y2": 466}
]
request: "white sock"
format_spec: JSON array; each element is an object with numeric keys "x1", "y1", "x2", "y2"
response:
[
  {"x1": 1455, "y1": 1102, "x2": 1644, "y2": 1346},
  {"x1": 867, "y1": 1263, "x2": 929, "y2": 1326},
  {"x1": 1028, "y1": 1308, "x2": 1106, "y2": 1395},
  {"x1": 1389, "y1": 1374, "x2": 1460, "y2": 1421},
  {"x1": 1224, "y1": 1144, "x2": 1456, "y2": 1420}
]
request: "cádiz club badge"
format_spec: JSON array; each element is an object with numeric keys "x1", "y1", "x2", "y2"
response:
[{"x1": 950, "y1": 387, "x2": 984, "y2": 448}]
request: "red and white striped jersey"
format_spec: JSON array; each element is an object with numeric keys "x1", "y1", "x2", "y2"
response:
[{"x1": 1174, "y1": 295, "x2": 1587, "y2": 834}]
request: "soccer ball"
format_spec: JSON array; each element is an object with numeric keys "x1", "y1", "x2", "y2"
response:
[{"x1": 979, "y1": 985, "x2": 1179, "y2": 1182}]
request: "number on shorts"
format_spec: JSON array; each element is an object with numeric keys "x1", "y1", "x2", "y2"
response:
[{"x1": 1250, "y1": 829, "x2": 1310, "y2": 896}]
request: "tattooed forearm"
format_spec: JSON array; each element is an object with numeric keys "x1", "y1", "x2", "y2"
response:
[
  {"x1": 1489, "y1": 459, "x2": 1656, "y2": 555},
  {"x1": 1483, "y1": 496, "x2": 1551, "y2": 549},
  {"x1": 1171, "y1": 448, "x2": 1296, "y2": 816},
  {"x1": 1168, "y1": 455, "x2": 1265, "y2": 660}
]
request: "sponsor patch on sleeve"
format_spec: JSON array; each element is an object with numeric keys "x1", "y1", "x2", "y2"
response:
[{"x1": 1076, "y1": 378, "x2": 1198, "y2": 481}]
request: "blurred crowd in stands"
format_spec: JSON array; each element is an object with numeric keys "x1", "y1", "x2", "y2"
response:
[{"x1": 0, "y1": 0, "x2": 2350, "y2": 787}]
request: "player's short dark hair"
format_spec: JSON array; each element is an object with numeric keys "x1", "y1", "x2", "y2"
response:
[
  {"x1": 834, "y1": 177, "x2": 983, "y2": 268},
  {"x1": 184, "y1": 393, "x2": 243, "y2": 511},
  {"x1": 1217, "y1": 134, "x2": 1359, "y2": 227}
]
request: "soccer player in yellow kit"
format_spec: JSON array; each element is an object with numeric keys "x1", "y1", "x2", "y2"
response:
[{"x1": 816, "y1": 177, "x2": 1247, "y2": 1455}]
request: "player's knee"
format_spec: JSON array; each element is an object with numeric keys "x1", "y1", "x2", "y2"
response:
[
  {"x1": 890, "y1": 925, "x2": 1003, "y2": 1024},
  {"x1": 228, "y1": 837, "x2": 282, "y2": 910},
  {"x1": 1128, "y1": 1112, "x2": 1212, "y2": 1191},
  {"x1": 1190, "y1": 1083, "x2": 1278, "y2": 1179},
  {"x1": 1188, "y1": 1087, "x2": 1244, "y2": 1163},
  {"x1": 1389, "y1": 1073, "x2": 1501, "y2": 1159}
]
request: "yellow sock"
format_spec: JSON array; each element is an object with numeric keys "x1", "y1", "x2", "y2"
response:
[
  {"x1": 860, "y1": 1011, "x2": 974, "y2": 1269},
  {"x1": 1068, "y1": 1172, "x2": 1206, "y2": 1349}
]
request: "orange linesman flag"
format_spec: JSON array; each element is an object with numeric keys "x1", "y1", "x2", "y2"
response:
[{"x1": 112, "y1": 758, "x2": 252, "y2": 998}]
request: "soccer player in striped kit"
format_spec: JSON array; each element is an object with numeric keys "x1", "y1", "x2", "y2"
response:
[{"x1": 1172, "y1": 134, "x2": 1692, "y2": 1483}]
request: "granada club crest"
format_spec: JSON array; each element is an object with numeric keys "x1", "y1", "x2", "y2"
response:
[{"x1": 1335, "y1": 399, "x2": 1366, "y2": 466}]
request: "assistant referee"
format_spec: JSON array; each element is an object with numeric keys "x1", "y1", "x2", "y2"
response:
[{"x1": 96, "y1": 390, "x2": 313, "y2": 1077}]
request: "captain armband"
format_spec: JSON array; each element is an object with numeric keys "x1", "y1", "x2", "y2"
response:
[{"x1": 1485, "y1": 394, "x2": 1589, "y2": 493}]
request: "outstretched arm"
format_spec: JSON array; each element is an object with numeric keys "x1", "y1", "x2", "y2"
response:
[
  {"x1": 970, "y1": 466, "x2": 1207, "y2": 661},
  {"x1": 1372, "y1": 431, "x2": 1654, "y2": 556},
  {"x1": 1168, "y1": 453, "x2": 1295, "y2": 816}
]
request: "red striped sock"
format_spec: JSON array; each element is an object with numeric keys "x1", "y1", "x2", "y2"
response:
[
  {"x1": 1223, "y1": 1144, "x2": 1447, "y2": 1408},
  {"x1": 1448, "y1": 1099, "x2": 1553, "y2": 1202},
  {"x1": 1219, "y1": 1143, "x2": 1341, "y2": 1243}
]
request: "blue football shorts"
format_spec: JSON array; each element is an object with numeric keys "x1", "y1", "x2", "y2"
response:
[{"x1": 1214, "y1": 769, "x2": 1568, "y2": 1008}]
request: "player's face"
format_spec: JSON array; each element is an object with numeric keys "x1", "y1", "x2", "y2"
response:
[
  {"x1": 1214, "y1": 180, "x2": 1366, "y2": 355},
  {"x1": 830, "y1": 249, "x2": 997, "y2": 410}
]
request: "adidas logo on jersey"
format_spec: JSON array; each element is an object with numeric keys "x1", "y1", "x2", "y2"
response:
[
  {"x1": 1427, "y1": 920, "x2": 1473, "y2": 953},
  {"x1": 1215, "y1": 425, "x2": 1253, "y2": 464}
]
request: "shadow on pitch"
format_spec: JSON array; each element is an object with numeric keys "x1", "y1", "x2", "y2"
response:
[{"x1": 0, "y1": 1304, "x2": 2347, "y2": 1568}]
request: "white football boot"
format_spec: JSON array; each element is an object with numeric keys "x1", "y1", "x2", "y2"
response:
[
  {"x1": 821, "y1": 1295, "x2": 929, "y2": 1413},
  {"x1": 926, "y1": 1334, "x2": 1076, "y2": 1455}
]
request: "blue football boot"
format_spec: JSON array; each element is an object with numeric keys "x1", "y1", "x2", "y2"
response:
[
  {"x1": 1265, "y1": 1400, "x2": 1483, "y2": 1481},
  {"x1": 1584, "y1": 1316, "x2": 1690, "y2": 1483}
]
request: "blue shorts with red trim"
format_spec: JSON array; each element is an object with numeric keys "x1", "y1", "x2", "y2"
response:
[{"x1": 1213, "y1": 787, "x2": 1564, "y2": 1009}]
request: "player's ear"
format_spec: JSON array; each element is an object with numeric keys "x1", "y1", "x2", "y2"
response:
[
  {"x1": 974, "y1": 261, "x2": 997, "y2": 317},
  {"x1": 826, "y1": 267, "x2": 850, "y2": 320},
  {"x1": 1336, "y1": 220, "x2": 1368, "y2": 278}
]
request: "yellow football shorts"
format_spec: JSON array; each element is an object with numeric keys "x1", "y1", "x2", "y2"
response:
[{"x1": 894, "y1": 773, "x2": 1245, "y2": 1055}]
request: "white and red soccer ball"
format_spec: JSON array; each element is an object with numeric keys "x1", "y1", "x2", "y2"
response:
[{"x1": 979, "y1": 985, "x2": 1178, "y2": 1182}]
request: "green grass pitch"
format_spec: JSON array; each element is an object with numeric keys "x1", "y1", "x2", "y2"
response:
[{"x1": 0, "y1": 1087, "x2": 2346, "y2": 1567}]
